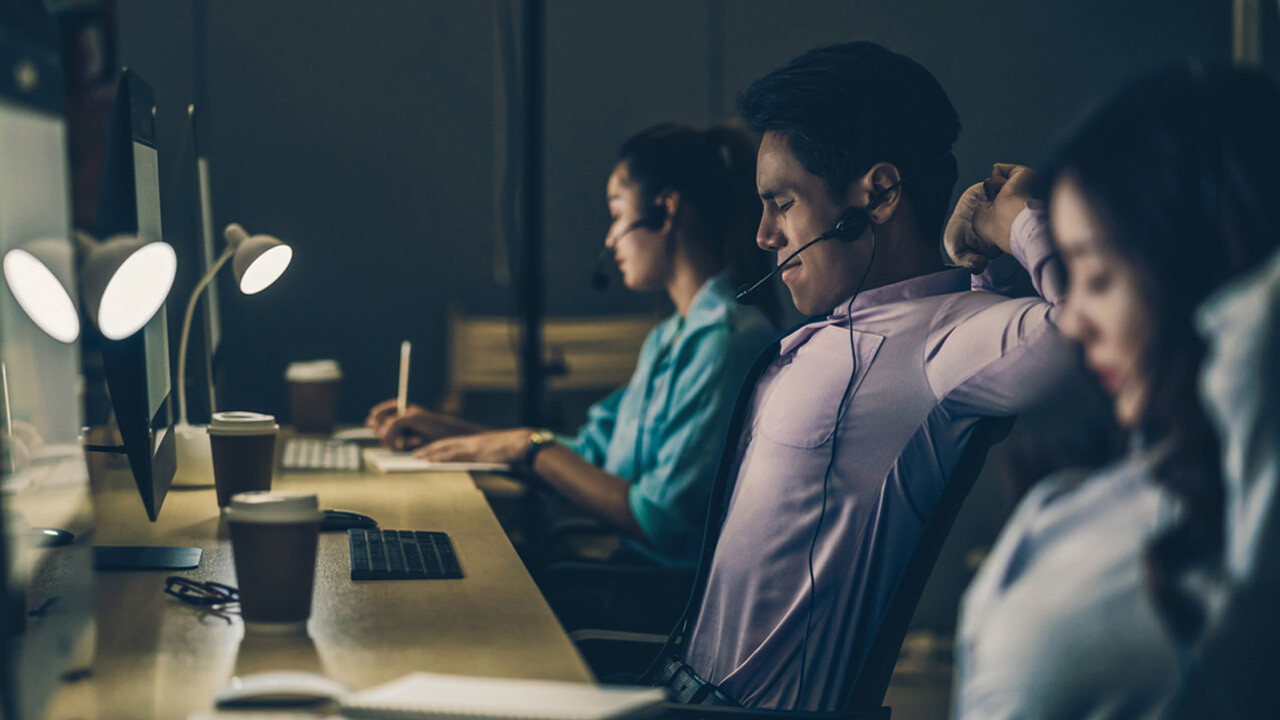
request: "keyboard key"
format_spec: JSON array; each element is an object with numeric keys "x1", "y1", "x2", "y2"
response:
[
  {"x1": 386, "y1": 534, "x2": 406, "y2": 573},
  {"x1": 403, "y1": 543, "x2": 423, "y2": 573},
  {"x1": 348, "y1": 531, "x2": 371, "y2": 572},
  {"x1": 421, "y1": 540, "x2": 443, "y2": 576},
  {"x1": 368, "y1": 534, "x2": 386, "y2": 569}
]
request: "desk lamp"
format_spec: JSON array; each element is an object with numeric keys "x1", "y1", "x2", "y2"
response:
[
  {"x1": 2, "y1": 233, "x2": 175, "y2": 543},
  {"x1": 2, "y1": 237, "x2": 80, "y2": 344},
  {"x1": 78, "y1": 233, "x2": 178, "y2": 340},
  {"x1": 174, "y1": 223, "x2": 292, "y2": 446},
  {"x1": 3, "y1": 232, "x2": 178, "y2": 344}
]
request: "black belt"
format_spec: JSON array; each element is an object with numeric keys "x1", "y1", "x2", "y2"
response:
[{"x1": 654, "y1": 656, "x2": 739, "y2": 706}]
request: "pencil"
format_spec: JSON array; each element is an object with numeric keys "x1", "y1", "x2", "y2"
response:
[{"x1": 397, "y1": 340, "x2": 411, "y2": 416}]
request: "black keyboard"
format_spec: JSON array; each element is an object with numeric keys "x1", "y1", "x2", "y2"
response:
[{"x1": 347, "y1": 529, "x2": 463, "y2": 580}]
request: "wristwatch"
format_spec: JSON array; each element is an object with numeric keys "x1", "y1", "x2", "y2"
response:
[{"x1": 523, "y1": 428, "x2": 557, "y2": 470}]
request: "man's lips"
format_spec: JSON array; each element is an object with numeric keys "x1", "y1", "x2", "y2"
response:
[{"x1": 780, "y1": 258, "x2": 800, "y2": 281}]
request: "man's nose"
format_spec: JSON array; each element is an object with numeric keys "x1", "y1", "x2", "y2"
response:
[{"x1": 757, "y1": 215, "x2": 785, "y2": 252}]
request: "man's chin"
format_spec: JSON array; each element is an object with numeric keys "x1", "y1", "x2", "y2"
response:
[{"x1": 786, "y1": 290, "x2": 822, "y2": 317}]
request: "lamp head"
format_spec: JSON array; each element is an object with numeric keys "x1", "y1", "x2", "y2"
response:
[
  {"x1": 2, "y1": 237, "x2": 81, "y2": 343},
  {"x1": 80, "y1": 234, "x2": 177, "y2": 340},
  {"x1": 224, "y1": 223, "x2": 292, "y2": 295}
]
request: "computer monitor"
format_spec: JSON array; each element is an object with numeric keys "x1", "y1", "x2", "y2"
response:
[
  {"x1": 0, "y1": 7, "x2": 95, "y2": 718},
  {"x1": 189, "y1": 103, "x2": 222, "y2": 419},
  {"x1": 94, "y1": 69, "x2": 177, "y2": 522}
]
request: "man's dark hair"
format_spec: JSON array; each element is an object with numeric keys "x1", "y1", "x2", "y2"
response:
[{"x1": 738, "y1": 41, "x2": 961, "y2": 243}]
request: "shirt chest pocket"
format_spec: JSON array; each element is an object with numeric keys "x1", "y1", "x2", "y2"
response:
[{"x1": 758, "y1": 328, "x2": 885, "y2": 449}]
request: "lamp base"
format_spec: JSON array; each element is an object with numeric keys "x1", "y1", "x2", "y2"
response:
[{"x1": 172, "y1": 422, "x2": 215, "y2": 487}]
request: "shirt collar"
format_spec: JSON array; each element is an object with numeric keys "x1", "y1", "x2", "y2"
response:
[
  {"x1": 683, "y1": 273, "x2": 733, "y2": 328},
  {"x1": 828, "y1": 267, "x2": 971, "y2": 319},
  {"x1": 656, "y1": 274, "x2": 733, "y2": 348},
  {"x1": 778, "y1": 268, "x2": 970, "y2": 355}
]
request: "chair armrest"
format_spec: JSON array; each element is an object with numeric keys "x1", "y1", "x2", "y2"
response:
[
  {"x1": 659, "y1": 703, "x2": 889, "y2": 720},
  {"x1": 571, "y1": 628, "x2": 668, "y2": 679},
  {"x1": 569, "y1": 629, "x2": 668, "y2": 645},
  {"x1": 543, "y1": 561, "x2": 692, "y2": 585},
  {"x1": 546, "y1": 516, "x2": 612, "y2": 543},
  {"x1": 541, "y1": 562, "x2": 694, "y2": 634}
]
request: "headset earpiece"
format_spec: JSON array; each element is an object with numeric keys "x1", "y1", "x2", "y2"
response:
[
  {"x1": 831, "y1": 206, "x2": 870, "y2": 241},
  {"x1": 644, "y1": 202, "x2": 668, "y2": 230},
  {"x1": 831, "y1": 175, "x2": 900, "y2": 241},
  {"x1": 629, "y1": 197, "x2": 667, "y2": 232}
]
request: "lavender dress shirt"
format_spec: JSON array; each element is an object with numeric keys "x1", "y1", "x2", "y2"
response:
[{"x1": 682, "y1": 208, "x2": 1077, "y2": 710}]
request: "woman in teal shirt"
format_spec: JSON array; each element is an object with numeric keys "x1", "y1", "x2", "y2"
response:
[{"x1": 368, "y1": 123, "x2": 777, "y2": 568}]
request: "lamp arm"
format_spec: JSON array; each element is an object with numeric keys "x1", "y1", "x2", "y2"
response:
[{"x1": 177, "y1": 246, "x2": 233, "y2": 426}]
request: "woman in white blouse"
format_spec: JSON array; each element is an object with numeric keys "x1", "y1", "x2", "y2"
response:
[{"x1": 948, "y1": 64, "x2": 1280, "y2": 719}]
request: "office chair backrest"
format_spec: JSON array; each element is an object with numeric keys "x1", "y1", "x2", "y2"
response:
[{"x1": 841, "y1": 416, "x2": 1015, "y2": 711}]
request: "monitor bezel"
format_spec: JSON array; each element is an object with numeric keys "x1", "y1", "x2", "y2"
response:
[{"x1": 95, "y1": 69, "x2": 177, "y2": 523}]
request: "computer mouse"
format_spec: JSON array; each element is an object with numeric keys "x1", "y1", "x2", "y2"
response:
[
  {"x1": 215, "y1": 670, "x2": 351, "y2": 708},
  {"x1": 32, "y1": 527, "x2": 74, "y2": 547},
  {"x1": 320, "y1": 509, "x2": 378, "y2": 532}
]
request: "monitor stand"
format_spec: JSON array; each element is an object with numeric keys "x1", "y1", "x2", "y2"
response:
[
  {"x1": 30, "y1": 528, "x2": 74, "y2": 547},
  {"x1": 92, "y1": 546, "x2": 201, "y2": 571},
  {"x1": 28, "y1": 529, "x2": 201, "y2": 570}
]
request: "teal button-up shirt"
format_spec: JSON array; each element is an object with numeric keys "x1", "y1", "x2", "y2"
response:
[{"x1": 560, "y1": 275, "x2": 776, "y2": 568}]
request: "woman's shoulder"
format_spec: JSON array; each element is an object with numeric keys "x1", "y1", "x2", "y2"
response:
[{"x1": 1005, "y1": 453, "x2": 1169, "y2": 542}]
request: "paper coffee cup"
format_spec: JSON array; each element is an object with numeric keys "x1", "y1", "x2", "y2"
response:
[
  {"x1": 286, "y1": 360, "x2": 341, "y2": 435},
  {"x1": 208, "y1": 411, "x2": 279, "y2": 508},
  {"x1": 226, "y1": 491, "x2": 322, "y2": 633}
]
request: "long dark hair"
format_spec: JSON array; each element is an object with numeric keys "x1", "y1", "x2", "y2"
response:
[
  {"x1": 616, "y1": 122, "x2": 780, "y2": 326},
  {"x1": 1042, "y1": 64, "x2": 1280, "y2": 642}
]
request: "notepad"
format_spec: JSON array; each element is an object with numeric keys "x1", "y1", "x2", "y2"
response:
[
  {"x1": 337, "y1": 672, "x2": 667, "y2": 720},
  {"x1": 362, "y1": 448, "x2": 513, "y2": 474}
]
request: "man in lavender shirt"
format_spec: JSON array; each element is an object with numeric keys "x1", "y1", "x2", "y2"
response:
[{"x1": 667, "y1": 43, "x2": 1078, "y2": 711}]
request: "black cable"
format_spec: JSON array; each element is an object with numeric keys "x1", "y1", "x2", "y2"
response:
[{"x1": 797, "y1": 226, "x2": 877, "y2": 700}]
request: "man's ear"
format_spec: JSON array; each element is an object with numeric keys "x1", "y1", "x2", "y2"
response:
[{"x1": 845, "y1": 162, "x2": 903, "y2": 224}]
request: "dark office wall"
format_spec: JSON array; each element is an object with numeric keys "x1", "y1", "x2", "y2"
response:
[{"x1": 200, "y1": 1, "x2": 499, "y2": 423}]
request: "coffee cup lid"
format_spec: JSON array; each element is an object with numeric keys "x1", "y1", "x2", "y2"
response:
[
  {"x1": 225, "y1": 491, "x2": 322, "y2": 524},
  {"x1": 285, "y1": 359, "x2": 342, "y2": 382},
  {"x1": 208, "y1": 411, "x2": 278, "y2": 436}
]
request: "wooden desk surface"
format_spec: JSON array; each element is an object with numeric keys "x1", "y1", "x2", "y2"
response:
[{"x1": 46, "y1": 447, "x2": 591, "y2": 719}]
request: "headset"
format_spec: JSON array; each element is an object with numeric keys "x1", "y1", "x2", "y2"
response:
[
  {"x1": 733, "y1": 194, "x2": 887, "y2": 304},
  {"x1": 590, "y1": 203, "x2": 668, "y2": 291},
  {"x1": 732, "y1": 150, "x2": 957, "y2": 305}
]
